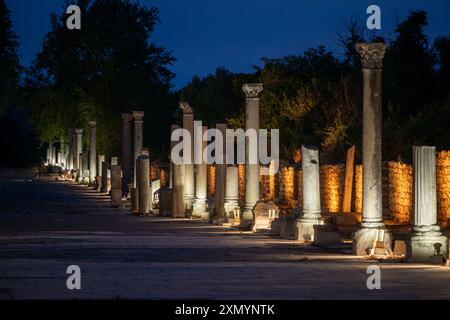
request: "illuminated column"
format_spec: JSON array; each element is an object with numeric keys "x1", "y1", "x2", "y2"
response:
[
  {"x1": 241, "y1": 83, "x2": 263, "y2": 230},
  {"x1": 75, "y1": 129, "x2": 83, "y2": 174},
  {"x1": 70, "y1": 129, "x2": 77, "y2": 171},
  {"x1": 215, "y1": 123, "x2": 227, "y2": 220},
  {"x1": 353, "y1": 43, "x2": 392, "y2": 255},
  {"x1": 407, "y1": 146, "x2": 448, "y2": 261},
  {"x1": 224, "y1": 165, "x2": 239, "y2": 218},
  {"x1": 101, "y1": 158, "x2": 108, "y2": 193},
  {"x1": 133, "y1": 111, "x2": 144, "y2": 187},
  {"x1": 192, "y1": 125, "x2": 208, "y2": 219},
  {"x1": 111, "y1": 164, "x2": 122, "y2": 207},
  {"x1": 172, "y1": 124, "x2": 185, "y2": 218},
  {"x1": 296, "y1": 145, "x2": 322, "y2": 242},
  {"x1": 82, "y1": 151, "x2": 89, "y2": 184},
  {"x1": 88, "y1": 121, "x2": 97, "y2": 185},
  {"x1": 180, "y1": 102, "x2": 195, "y2": 213},
  {"x1": 121, "y1": 114, "x2": 133, "y2": 196}
]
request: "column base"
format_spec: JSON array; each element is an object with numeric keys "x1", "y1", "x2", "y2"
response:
[
  {"x1": 111, "y1": 190, "x2": 122, "y2": 208},
  {"x1": 295, "y1": 216, "x2": 324, "y2": 243},
  {"x1": 224, "y1": 201, "x2": 239, "y2": 218},
  {"x1": 352, "y1": 227, "x2": 392, "y2": 256},
  {"x1": 406, "y1": 228, "x2": 448, "y2": 262},
  {"x1": 240, "y1": 209, "x2": 254, "y2": 231},
  {"x1": 192, "y1": 199, "x2": 207, "y2": 219}
]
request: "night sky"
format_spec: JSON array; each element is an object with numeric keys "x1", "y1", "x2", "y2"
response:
[{"x1": 5, "y1": 0, "x2": 450, "y2": 88}]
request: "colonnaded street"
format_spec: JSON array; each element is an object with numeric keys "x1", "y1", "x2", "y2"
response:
[{"x1": 1, "y1": 175, "x2": 450, "y2": 300}]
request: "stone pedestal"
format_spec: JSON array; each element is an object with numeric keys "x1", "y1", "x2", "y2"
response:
[
  {"x1": 110, "y1": 164, "x2": 122, "y2": 208},
  {"x1": 133, "y1": 111, "x2": 144, "y2": 188},
  {"x1": 252, "y1": 201, "x2": 279, "y2": 231},
  {"x1": 88, "y1": 121, "x2": 97, "y2": 185},
  {"x1": 296, "y1": 145, "x2": 323, "y2": 242},
  {"x1": 352, "y1": 42, "x2": 392, "y2": 255},
  {"x1": 121, "y1": 114, "x2": 133, "y2": 197},
  {"x1": 241, "y1": 83, "x2": 263, "y2": 230},
  {"x1": 193, "y1": 125, "x2": 208, "y2": 219},
  {"x1": 224, "y1": 165, "x2": 239, "y2": 218},
  {"x1": 406, "y1": 146, "x2": 448, "y2": 262}
]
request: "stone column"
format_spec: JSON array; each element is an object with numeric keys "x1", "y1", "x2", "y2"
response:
[
  {"x1": 82, "y1": 151, "x2": 89, "y2": 184},
  {"x1": 192, "y1": 125, "x2": 208, "y2": 219},
  {"x1": 88, "y1": 121, "x2": 97, "y2": 185},
  {"x1": 97, "y1": 154, "x2": 105, "y2": 191},
  {"x1": 214, "y1": 123, "x2": 227, "y2": 222},
  {"x1": 241, "y1": 83, "x2": 263, "y2": 230},
  {"x1": 353, "y1": 43, "x2": 392, "y2": 255},
  {"x1": 110, "y1": 164, "x2": 122, "y2": 208},
  {"x1": 180, "y1": 102, "x2": 195, "y2": 213},
  {"x1": 49, "y1": 142, "x2": 54, "y2": 165},
  {"x1": 224, "y1": 165, "x2": 239, "y2": 218},
  {"x1": 171, "y1": 124, "x2": 185, "y2": 218},
  {"x1": 407, "y1": 146, "x2": 448, "y2": 261},
  {"x1": 296, "y1": 145, "x2": 323, "y2": 242},
  {"x1": 76, "y1": 129, "x2": 83, "y2": 172},
  {"x1": 70, "y1": 129, "x2": 77, "y2": 171},
  {"x1": 121, "y1": 114, "x2": 133, "y2": 196},
  {"x1": 101, "y1": 159, "x2": 108, "y2": 193},
  {"x1": 133, "y1": 111, "x2": 145, "y2": 188},
  {"x1": 137, "y1": 155, "x2": 150, "y2": 215}
]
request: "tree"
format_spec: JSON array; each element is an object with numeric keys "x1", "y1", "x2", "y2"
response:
[
  {"x1": 22, "y1": 0, "x2": 176, "y2": 158},
  {"x1": 0, "y1": 0, "x2": 20, "y2": 114}
]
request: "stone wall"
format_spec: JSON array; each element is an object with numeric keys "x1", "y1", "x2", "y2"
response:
[
  {"x1": 354, "y1": 165, "x2": 363, "y2": 213},
  {"x1": 437, "y1": 151, "x2": 450, "y2": 224},
  {"x1": 238, "y1": 164, "x2": 245, "y2": 207},
  {"x1": 386, "y1": 162, "x2": 413, "y2": 224},
  {"x1": 278, "y1": 166, "x2": 295, "y2": 207},
  {"x1": 319, "y1": 165, "x2": 345, "y2": 213},
  {"x1": 207, "y1": 165, "x2": 215, "y2": 197}
]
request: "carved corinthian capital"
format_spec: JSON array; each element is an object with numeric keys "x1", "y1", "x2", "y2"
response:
[
  {"x1": 121, "y1": 114, "x2": 133, "y2": 122},
  {"x1": 132, "y1": 111, "x2": 145, "y2": 122},
  {"x1": 179, "y1": 102, "x2": 194, "y2": 114},
  {"x1": 88, "y1": 121, "x2": 97, "y2": 128},
  {"x1": 242, "y1": 83, "x2": 263, "y2": 99},
  {"x1": 356, "y1": 43, "x2": 386, "y2": 69}
]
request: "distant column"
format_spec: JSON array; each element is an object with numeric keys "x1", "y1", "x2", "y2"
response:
[
  {"x1": 88, "y1": 121, "x2": 97, "y2": 185},
  {"x1": 192, "y1": 125, "x2": 208, "y2": 219},
  {"x1": 214, "y1": 123, "x2": 227, "y2": 221},
  {"x1": 180, "y1": 102, "x2": 195, "y2": 213},
  {"x1": 224, "y1": 165, "x2": 239, "y2": 218},
  {"x1": 171, "y1": 124, "x2": 185, "y2": 218},
  {"x1": 121, "y1": 114, "x2": 133, "y2": 196},
  {"x1": 138, "y1": 155, "x2": 150, "y2": 215},
  {"x1": 133, "y1": 111, "x2": 145, "y2": 188},
  {"x1": 76, "y1": 129, "x2": 83, "y2": 174},
  {"x1": 111, "y1": 164, "x2": 122, "y2": 208},
  {"x1": 241, "y1": 83, "x2": 263, "y2": 230}
]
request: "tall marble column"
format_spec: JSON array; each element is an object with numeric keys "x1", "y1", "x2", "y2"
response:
[
  {"x1": 76, "y1": 129, "x2": 83, "y2": 173},
  {"x1": 296, "y1": 145, "x2": 323, "y2": 242},
  {"x1": 353, "y1": 43, "x2": 392, "y2": 255},
  {"x1": 214, "y1": 123, "x2": 227, "y2": 221},
  {"x1": 407, "y1": 146, "x2": 448, "y2": 261},
  {"x1": 121, "y1": 114, "x2": 133, "y2": 196},
  {"x1": 171, "y1": 124, "x2": 185, "y2": 218},
  {"x1": 133, "y1": 111, "x2": 145, "y2": 188},
  {"x1": 88, "y1": 121, "x2": 97, "y2": 185},
  {"x1": 180, "y1": 102, "x2": 195, "y2": 213},
  {"x1": 192, "y1": 125, "x2": 208, "y2": 219},
  {"x1": 241, "y1": 83, "x2": 263, "y2": 230},
  {"x1": 224, "y1": 165, "x2": 239, "y2": 218}
]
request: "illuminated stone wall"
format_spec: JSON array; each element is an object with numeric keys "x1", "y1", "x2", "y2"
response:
[
  {"x1": 319, "y1": 165, "x2": 345, "y2": 213},
  {"x1": 354, "y1": 165, "x2": 363, "y2": 213},
  {"x1": 297, "y1": 169, "x2": 303, "y2": 208},
  {"x1": 437, "y1": 151, "x2": 450, "y2": 225},
  {"x1": 238, "y1": 164, "x2": 245, "y2": 207},
  {"x1": 207, "y1": 165, "x2": 215, "y2": 197},
  {"x1": 386, "y1": 161, "x2": 413, "y2": 224},
  {"x1": 278, "y1": 166, "x2": 295, "y2": 207},
  {"x1": 260, "y1": 167, "x2": 275, "y2": 201}
]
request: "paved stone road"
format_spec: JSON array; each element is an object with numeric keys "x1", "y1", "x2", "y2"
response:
[{"x1": 0, "y1": 177, "x2": 450, "y2": 299}]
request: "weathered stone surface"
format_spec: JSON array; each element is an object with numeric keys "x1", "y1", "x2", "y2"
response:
[
  {"x1": 252, "y1": 201, "x2": 279, "y2": 232},
  {"x1": 352, "y1": 227, "x2": 392, "y2": 256},
  {"x1": 314, "y1": 224, "x2": 341, "y2": 245}
]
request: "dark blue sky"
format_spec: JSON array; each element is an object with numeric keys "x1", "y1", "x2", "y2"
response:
[{"x1": 5, "y1": 0, "x2": 450, "y2": 88}]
